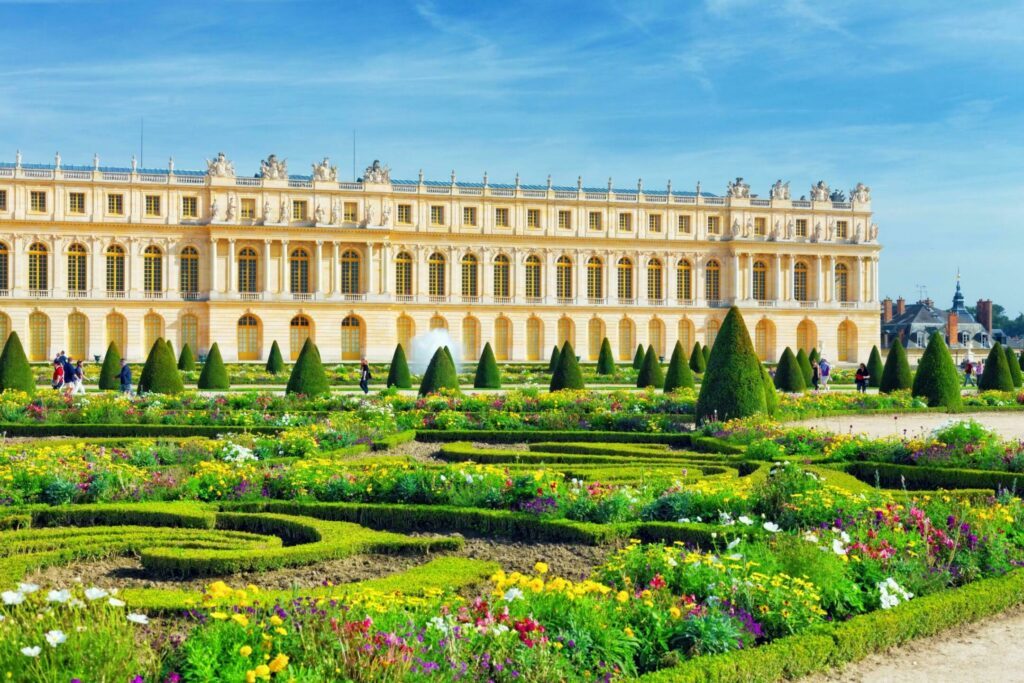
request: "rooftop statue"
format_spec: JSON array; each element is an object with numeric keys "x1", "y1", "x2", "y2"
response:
[
  {"x1": 312, "y1": 157, "x2": 337, "y2": 182},
  {"x1": 260, "y1": 154, "x2": 288, "y2": 180},
  {"x1": 206, "y1": 152, "x2": 235, "y2": 178},
  {"x1": 363, "y1": 159, "x2": 390, "y2": 184},
  {"x1": 809, "y1": 180, "x2": 830, "y2": 202},
  {"x1": 769, "y1": 179, "x2": 790, "y2": 200},
  {"x1": 726, "y1": 177, "x2": 750, "y2": 199},
  {"x1": 851, "y1": 182, "x2": 871, "y2": 203}
]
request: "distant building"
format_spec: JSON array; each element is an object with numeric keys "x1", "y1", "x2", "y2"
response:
[{"x1": 881, "y1": 278, "x2": 1003, "y2": 352}]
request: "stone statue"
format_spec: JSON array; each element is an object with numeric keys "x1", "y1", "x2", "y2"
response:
[
  {"x1": 769, "y1": 219, "x2": 780, "y2": 241},
  {"x1": 743, "y1": 218, "x2": 752, "y2": 238},
  {"x1": 280, "y1": 198, "x2": 289, "y2": 223},
  {"x1": 786, "y1": 219, "x2": 795, "y2": 239},
  {"x1": 730, "y1": 218, "x2": 742, "y2": 237},
  {"x1": 260, "y1": 154, "x2": 288, "y2": 180},
  {"x1": 54, "y1": 152, "x2": 61, "y2": 169},
  {"x1": 869, "y1": 222, "x2": 879, "y2": 241},
  {"x1": 263, "y1": 199, "x2": 272, "y2": 222},
  {"x1": 226, "y1": 196, "x2": 237, "y2": 221},
  {"x1": 382, "y1": 201, "x2": 392, "y2": 227},
  {"x1": 363, "y1": 203, "x2": 376, "y2": 227},
  {"x1": 168, "y1": 156, "x2": 174, "y2": 173},
  {"x1": 314, "y1": 203, "x2": 326, "y2": 224},
  {"x1": 206, "y1": 152, "x2": 235, "y2": 178},
  {"x1": 94, "y1": 153, "x2": 100, "y2": 170},
  {"x1": 312, "y1": 157, "x2": 337, "y2": 182},
  {"x1": 812, "y1": 222, "x2": 823, "y2": 242},
  {"x1": 769, "y1": 179, "x2": 790, "y2": 200},
  {"x1": 363, "y1": 159, "x2": 391, "y2": 183},
  {"x1": 825, "y1": 219, "x2": 834, "y2": 241},
  {"x1": 810, "y1": 180, "x2": 830, "y2": 202},
  {"x1": 829, "y1": 189, "x2": 846, "y2": 202},
  {"x1": 15, "y1": 150, "x2": 22, "y2": 168},
  {"x1": 210, "y1": 197, "x2": 219, "y2": 221},
  {"x1": 851, "y1": 223, "x2": 862, "y2": 243},
  {"x1": 851, "y1": 182, "x2": 871, "y2": 203},
  {"x1": 130, "y1": 155, "x2": 136, "y2": 173},
  {"x1": 330, "y1": 200, "x2": 340, "y2": 225},
  {"x1": 726, "y1": 177, "x2": 750, "y2": 199}
]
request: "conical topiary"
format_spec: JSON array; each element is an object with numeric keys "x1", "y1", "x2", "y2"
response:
[
  {"x1": 689, "y1": 342, "x2": 706, "y2": 374},
  {"x1": 702, "y1": 344, "x2": 711, "y2": 365},
  {"x1": 911, "y1": 332, "x2": 962, "y2": 408},
  {"x1": 266, "y1": 340, "x2": 285, "y2": 375},
  {"x1": 663, "y1": 341, "x2": 694, "y2": 393},
  {"x1": 165, "y1": 340, "x2": 174, "y2": 363},
  {"x1": 474, "y1": 342, "x2": 502, "y2": 389},
  {"x1": 867, "y1": 345, "x2": 884, "y2": 388},
  {"x1": 632, "y1": 345, "x2": 645, "y2": 370},
  {"x1": 636, "y1": 345, "x2": 664, "y2": 389},
  {"x1": 695, "y1": 307, "x2": 766, "y2": 423},
  {"x1": 1004, "y1": 345, "x2": 1022, "y2": 388},
  {"x1": 177, "y1": 343, "x2": 196, "y2": 371},
  {"x1": 137, "y1": 339, "x2": 184, "y2": 395},
  {"x1": 98, "y1": 341, "x2": 122, "y2": 391},
  {"x1": 548, "y1": 345, "x2": 561, "y2": 373},
  {"x1": 809, "y1": 347, "x2": 820, "y2": 365},
  {"x1": 979, "y1": 342, "x2": 1014, "y2": 392},
  {"x1": 0, "y1": 331, "x2": 34, "y2": 394},
  {"x1": 197, "y1": 342, "x2": 230, "y2": 390},
  {"x1": 773, "y1": 347, "x2": 806, "y2": 392},
  {"x1": 761, "y1": 364, "x2": 778, "y2": 416},
  {"x1": 443, "y1": 345, "x2": 455, "y2": 368},
  {"x1": 386, "y1": 344, "x2": 412, "y2": 389},
  {"x1": 419, "y1": 346, "x2": 460, "y2": 396},
  {"x1": 795, "y1": 348, "x2": 813, "y2": 387},
  {"x1": 286, "y1": 338, "x2": 330, "y2": 396},
  {"x1": 596, "y1": 338, "x2": 615, "y2": 375},
  {"x1": 880, "y1": 342, "x2": 913, "y2": 394},
  {"x1": 550, "y1": 341, "x2": 584, "y2": 391}
]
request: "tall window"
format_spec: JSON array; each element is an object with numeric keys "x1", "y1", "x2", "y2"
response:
[
  {"x1": 678, "y1": 215, "x2": 691, "y2": 233},
  {"x1": 588, "y1": 318, "x2": 604, "y2": 360},
  {"x1": 238, "y1": 247, "x2": 258, "y2": 293},
  {"x1": 430, "y1": 206, "x2": 444, "y2": 225},
  {"x1": 237, "y1": 315, "x2": 260, "y2": 361},
  {"x1": 494, "y1": 208, "x2": 509, "y2": 227},
  {"x1": 428, "y1": 252, "x2": 446, "y2": 297},
  {"x1": 754, "y1": 320, "x2": 773, "y2": 361},
  {"x1": 397, "y1": 316, "x2": 414, "y2": 355},
  {"x1": 68, "y1": 193, "x2": 85, "y2": 215},
  {"x1": 29, "y1": 242, "x2": 49, "y2": 291},
  {"x1": 291, "y1": 200, "x2": 307, "y2": 222},
  {"x1": 794, "y1": 262, "x2": 808, "y2": 301},
  {"x1": 0, "y1": 190, "x2": 5, "y2": 211},
  {"x1": 143, "y1": 314, "x2": 163, "y2": 354},
  {"x1": 589, "y1": 212, "x2": 602, "y2": 230},
  {"x1": 647, "y1": 259, "x2": 663, "y2": 301},
  {"x1": 707, "y1": 216, "x2": 720, "y2": 234},
  {"x1": 28, "y1": 312, "x2": 48, "y2": 360},
  {"x1": 107, "y1": 194, "x2": 124, "y2": 215},
  {"x1": 181, "y1": 196, "x2": 198, "y2": 218},
  {"x1": 105, "y1": 245, "x2": 125, "y2": 293},
  {"x1": 678, "y1": 318, "x2": 695, "y2": 352},
  {"x1": 67, "y1": 313, "x2": 87, "y2": 360},
  {"x1": 649, "y1": 319, "x2": 665, "y2": 357},
  {"x1": 648, "y1": 214, "x2": 662, "y2": 232},
  {"x1": 144, "y1": 195, "x2": 161, "y2": 217},
  {"x1": 526, "y1": 209, "x2": 540, "y2": 228},
  {"x1": 180, "y1": 247, "x2": 199, "y2": 293},
  {"x1": 754, "y1": 217, "x2": 766, "y2": 236},
  {"x1": 181, "y1": 314, "x2": 199, "y2": 354},
  {"x1": 524, "y1": 255, "x2": 542, "y2": 298},
  {"x1": 676, "y1": 259, "x2": 692, "y2": 300},
  {"x1": 587, "y1": 257, "x2": 603, "y2": 299},
  {"x1": 837, "y1": 321, "x2": 856, "y2": 362},
  {"x1": 618, "y1": 213, "x2": 632, "y2": 231},
  {"x1": 835, "y1": 263, "x2": 849, "y2": 302},
  {"x1": 617, "y1": 258, "x2": 633, "y2": 300},
  {"x1": 30, "y1": 191, "x2": 47, "y2": 213},
  {"x1": 0, "y1": 242, "x2": 8, "y2": 291},
  {"x1": 556, "y1": 256, "x2": 572, "y2": 299},
  {"x1": 0, "y1": 313, "x2": 10, "y2": 346},
  {"x1": 795, "y1": 219, "x2": 807, "y2": 237},
  {"x1": 67, "y1": 243, "x2": 87, "y2": 292},
  {"x1": 752, "y1": 260, "x2": 767, "y2": 301},
  {"x1": 462, "y1": 317, "x2": 480, "y2": 360},
  {"x1": 341, "y1": 316, "x2": 362, "y2": 360},
  {"x1": 705, "y1": 260, "x2": 721, "y2": 300},
  {"x1": 463, "y1": 207, "x2": 477, "y2": 227},
  {"x1": 430, "y1": 315, "x2": 447, "y2": 331},
  {"x1": 106, "y1": 314, "x2": 126, "y2": 357},
  {"x1": 797, "y1": 320, "x2": 816, "y2": 354},
  {"x1": 340, "y1": 249, "x2": 360, "y2": 294},
  {"x1": 143, "y1": 246, "x2": 163, "y2": 294},
  {"x1": 344, "y1": 203, "x2": 358, "y2": 222},
  {"x1": 290, "y1": 248, "x2": 310, "y2": 294},
  {"x1": 494, "y1": 317, "x2": 511, "y2": 360},
  {"x1": 289, "y1": 316, "x2": 311, "y2": 359},
  {"x1": 557, "y1": 210, "x2": 571, "y2": 229},
  {"x1": 461, "y1": 254, "x2": 478, "y2": 297},
  {"x1": 836, "y1": 221, "x2": 848, "y2": 239},
  {"x1": 557, "y1": 317, "x2": 574, "y2": 348},
  {"x1": 240, "y1": 199, "x2": 255, "y2": 219},
  {"x1": 397, "y1": 204, "x2": 412, "y2": 224},
  {"x1": 493, "y1": 254, "x2": 510, "y2": 298},
  {"x1": 526, "y1": 317, "x2": 542, "y2": 360},
  {"x1": 618, "y1": 318, "x2": 634, "y2": 361},
  {"x1": 705, "y1": 319, "x2": 720, "y2": 348},
  {"x1": 395, "y1": 252, "x2": 412, "y2": 296}
]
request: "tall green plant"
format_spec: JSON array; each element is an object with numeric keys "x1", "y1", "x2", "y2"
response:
[
  {"x1": 474, "y1": 342, "x2": 502, "y2": 389},
  {"x1": 137, "y1": 339, "x2": 184, "y2": 395},
  {"x1": 0, "y1": 332, "x2": 34, "y2": 394},
  {"x1": 880, "y1": 343, "x2": 913, "y2": 394},
  {"x1": 197, "y1": 342, "x2": 230, "y2": 390},
  {"x1": 911, "y1": 333, "x2": 962, "y2": 408},
  {"x1": 596, "y1": 338, "x2": 616, "y2": 375},
  {"x1": 419, "y1": 346, "x2": 460, "y2": 396},
  {"x1": 867, "y1": 345, "x2": 884, "y2": 388},
  {"x1": 550, "y1": 341, "x2": 584, "y2": 391},
  {"x1": 773, "y1": 347, "x2": 806, "y2": 392},
  {"x1": 98, "y1": 342, "x2": 122, "y2": 391},
  {"x1": 695, "y1": 307, "x2": 766, "y2": 423},
  {"x1": 286, "y1": 338, "x2": 330, "y2": 396},
  {"x1": 978, "y1": 342, "x2": 1014, "y2": 392},
  {"x1": 266, "y1": 341, "x2": 285, "y2": 375},
  {"x1": 1004, "y1": 345, "x2": 1022, "y2": 388},
  {"x1": 548, "y1": 345, "x2": 561, "y2": 373},
  {"x1": 662, "y1": 341, "x2": 694, "y2": 393},
  {"x1": 386, "y1": 344, "x2": 412, "y2": 389},
  {"x1": 632, "y1": 344, "x2": 645, "y2": 370},
  {"x1": 689, "y1": 342, "x2": 706, "y2": 374},
  {"x1": 636, "y1": 345, "x2": 664, "y2": 389},
  {"x1": 177, "y1": 343, "x2": 196, "y2": 372},
  {"x1": 795, "y1": 348, "x2": 813, "y2": 386}
]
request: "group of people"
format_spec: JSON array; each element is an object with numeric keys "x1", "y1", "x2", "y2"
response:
[
  {"x1": 803, "y1": 357, "x2": 872, "y2": 394},
  {"x1": 50, "y1": 351, "x2": 85, "y2": 395},
  {"x1": 961, "y1": 358, "x2": 984, "y2": 387}
]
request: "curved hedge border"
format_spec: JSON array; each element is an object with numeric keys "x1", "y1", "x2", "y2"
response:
[
  {"x1": 843, "y1": 462, "x2": 1023, "y2": 493},
  {"x1": 0, "y1": 424, "x2": 282, "y2": 438}
]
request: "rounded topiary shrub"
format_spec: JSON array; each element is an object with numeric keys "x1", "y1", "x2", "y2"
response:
[
  {"x1": 550, "y1": 341, "x2": 584, "y2": 391},
  {"x1": 386, "y1": 344, "x2": 412, "y2": 389},
  {"x1": 809, "y1": 347, "x2": 820, "y2": 365},
  {"x1": 0, "y1": 332, "x2": 34, "y2": 394},
  {"x1": 1004, "y1": 345, "x2": 1022, "y2": 388},
  {"x1": 773, "y1": 347, "x2": 806, "y2": 392},
  {"x1": 702, "y1": 344, "x2": 711, "y2": 366},
  {"x1": 663, "y1": 341, "x2": 694, "y2": 393},
  {"x1": 695, "y1": 307, "x2": 766, "y2": 423},
  {"x1": 548, "y1": 345, "x2": 561, "y2": 373},
  {"x1": 419, "y1": 346, "x2": 460, "y2": 396},
  {"x1": 880, "y1": 342, "x2": 913, "y2": 394},
  {"x1": 761, "y1": 364, "x2": 778, "y2": 416},
  {"x1": 596, "y1": 338, "x2": 616, "y2": 375},
  {"x1": 137, "y1": 339, "x2": 184, "y2": 395},
  {"x1": 636, "y1": 345, "x2": 664, "y2": 389},
  {"x1": 165, "y1": 340, "x2": 175, "y2": 363},
  {"x1": 98, "y1": 341, "x2": 122, "y2": 391},
  {"x1": 979, "y1": 342, "x2": 1014, "y2": 392},
  {"x1": 689, "y1": 342, "x2": 706, "y2": 374},
  {"x1": 474, "y1": 342, "x2": 502, "y2": 389},
  {"x1": 177, "y1": 343, "x2": 196, "y2": 372},
  {"x1": 911, "y1": 332, "x2": 962, "y2": 408},
  {"x1": 286, "y1": 338, "x2": 330, "y2": 396},
  {"x1": 795, "y1": 348, "x2": 813, "y2": 387},
  {"x1": 266, "y1": 340, "x2": 285, "y2": 375},
  {"x1": 632, "y1": 345, "x2": 645, "y2": 370},
  {"x1": 197, "y1": 342, "x2": 230, "y2": 390},
  {"x1": 867, "y1": 345, "x2": 884, "y2": 388}
]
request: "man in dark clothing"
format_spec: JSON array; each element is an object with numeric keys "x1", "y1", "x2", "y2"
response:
[
  {"x1": 118, "y1": 360, "x2": 132, "y2": 394},
  {"x1": 359, "y1": 358, "x2": 371, "y2": 394}
]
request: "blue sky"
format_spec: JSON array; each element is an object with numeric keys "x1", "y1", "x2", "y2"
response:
[{"x1": 1, "y1": 0, "x2": 1022, "y2": 311}]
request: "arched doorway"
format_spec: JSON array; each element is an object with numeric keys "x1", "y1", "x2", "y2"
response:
[
  {"x1": 588, "y1": 318, "x2": 605, "y2": 360},
  {"x1": 289, "y1": 315, "x2": 313, "y2": 359},
  {"x1": 341, "y1": 315, "x2": 363, "y2": 360},
  {"x1": 237, "y1": 315, "x2": 261, "y2": 361}
]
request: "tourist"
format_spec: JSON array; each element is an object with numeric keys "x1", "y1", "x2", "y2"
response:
[
  {"x1": 55, "y1": 349, "x2": 67, "y2": 365},
  {"x1": 811, "y1": 362, "x2": 820, "y2": 391},
  {"x1": 72, "y1": 360, "x2": 86, "y2": 395},
  {"x1": 818, "y1": 358, "x2": 831, "y2": 391},
  {"x1": 118, "y1": 359, "x2": 132, "y2": 394},
  {"x1": 855, "y1": 363, "x2": 869, "y2": 393},
  {"x1": 359, "y1": 358, "x2": 371, "y2": 394},
  {"x1": 51, "y1": 360, "x2": 65, "y2": 391},
  {"x1": 963, "y1": 360, "x2": 975, "y2": 387},
  {"x1": 62, "y1": 356, "x2": 76, "y2": 395}
]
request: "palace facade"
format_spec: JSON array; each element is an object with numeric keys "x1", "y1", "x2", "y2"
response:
[{"x1": 0, "y1": 153, "x2": 881, "y2": 364}]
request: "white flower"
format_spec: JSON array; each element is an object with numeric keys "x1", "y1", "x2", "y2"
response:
[
  {"x1": 877, "y1": 577, "x2": 913, "y2": 609},
  {"x1": 46, "y1": 589, "x2": 71, "y2": 603},
  {"x1": 802, "y1": 532, "x2": 820, "y2": 543},
  {"x1": 503, "y1": 588, "x2": 524, "y2": 602},
  {"x1": 126, "y1": 612, "x2": 149, "y2": 625},
  {"x1": 831, "y1": 539, "x2": 847, "y2": 555},
  {"x1": 728, "y1": 553, "x2": 743, "y2": 560},
  {"x1": 45, "y1": 630, "x2": 66, "y2": 647},
  {"x1": 677, "y1": 517, "x2": 691, "y2": 524},
  {"x1": 17, "y1": 583, "x2": 39, "y2": 594},
  {"x1": 719, "y1": 511, "x2": 735, "y2": 526},
  {"x1": 108, "y1": 597, "x2": 126, "y2": 607},
  {"x1": 763, "y1": 522, "x2": 781, "y2": 533},
  {"x1": 20, "y1": 646, "x2": 41, "y2": 657},
  {"x1": 84, "y1": 587, "x2": 108, "y2": 601},
  {"x1": 738, "y1": 515, "x2": 754, "y2": 526},
  {"x1": 726, "y1": 537, "x2": 741, "y2": 550},
  {"x1": 666, "y1": 556, "x2": 678, "y2": 567},
  {"x1": 2, "y1": 590, "x2": 24, "y2": 605}
]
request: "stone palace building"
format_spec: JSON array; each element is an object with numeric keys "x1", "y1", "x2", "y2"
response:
[{"x1": 0, "y1": 152, "x2": 881, "y2": 364}]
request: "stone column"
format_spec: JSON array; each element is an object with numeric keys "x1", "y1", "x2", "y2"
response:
[
  {"x1": 576, "y1": 250, "x2": 587, "y2": 302},
  {"x1": 331, "y1": 242, "x2": 340, "y2": 296},
  {"x1": 827, "y1": 256, "x2": 836, "y2": 303},
  {"x1": 416, "y1": 246, "x2": 429, "y2": 298},
  {"x1": 315, "y1": 241, "x2": 323, "y2": 295},
  {"x1": 281, "y1": 239, "x2": 290, "y2": 294},
  {"x1": 694, "y1": 256, "x2": 705, "y2": 304},
  {"x1": 209, "y1": 238, "x2": 218, "y2": 294},
  {"x1": 90, "y1": 237, "x2": 102, "y2": 296},
  {"x1": 262, "y1": 239, "x2": 272, "y2": 294},
  {"x1": 381, "y1": 242, "x2": 390, "y2": 296},
  {"x1": 774, "y1": 253, "x2": 782, "y2": 302},
  {"x1": 167, "y1": 245, "x2": 177, "y2": 296},
  {"x1": 226, "y1": 239, "x2": 236, "y2": 294},
  {"x1": 544, "y1": 249, "x2": 555, "y2": 303},
  {"x1": 815, "y1": 256, "x2": 824, "y2": 304},
  {"x1": 731, "y1": 251, "x2": 741, "y2": 302}
]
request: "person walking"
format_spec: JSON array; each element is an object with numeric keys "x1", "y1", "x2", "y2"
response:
[
  {"x1": 62, "y1": 356, "x2": 76, "y2": 395},
  {"x1": 855, "y1": 363, "x2": 869, "y2": 393},
  {"x1": 51, "y1": 360, "x2": 65, "y2": 391},
  {"x1": 811, "y1": 361, "x2": 820, "y2": 391},
  {"x1": 359, "y1": 358, "x2": 372, "y2": 394},
  {"x1": 963, "y1": 360, "x2": 975, "y2": 387},
  {"x1": 118, "y1": 359, "x2": 133, "y2": 394},
  {"x1": 72, "y1": 360, "x2": 86, "y2": 395},
  {"x1": 818, "y1": 357, "x2": 831, "y2": 391}
]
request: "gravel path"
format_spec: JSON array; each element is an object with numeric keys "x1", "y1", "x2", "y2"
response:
[{"x1": 787, "y1": 412, "x2": 1024, "y2": 440}]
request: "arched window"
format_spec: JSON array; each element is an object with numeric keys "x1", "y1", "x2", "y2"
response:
[
  {"x1": 428, "y1": 252, "x2": 446, "y2": 297},
  {"x1": 588, "y1": 318, "x2": 605, "y2": 360},
  {"x1": 797, "y1": 319, "x2": 817, "y2": 355},
  {"x1": 106, "y1": 313, "x2": 127, "y2": 357},
  {"x1": 0, "y1": 312, "x2": 10, "y2": 346},
  {"x1": 341, "y1": 316, "x2": 362, "y2": 360},
  {"x1": 105, "y1": 245, "x2": 125, "y2": 293},
  {"x1": 29, "y1": 312, "x2": 49, "y2": 361},
  {"x1": 494, "y1": 317, "x2": 511, "y2": 361},
  {"x1": 67, "y1": 312, "x2": 87, "y2": 360},
  {"x1": 144, "y1": 313, "x2": 164, "y2": 355},
  {"x1": 430, "y1": 315, "x2": 447, "y2": 331},
  {"x1": 586, "y1": 257, "x2": 603, "y2": 300},
  {"x1": 462, "y1": 316, "x2": 480, "y2": 360},
  {"x1": 649, "y1": 318, "x2": 665, "y2": 357},
  {"x1": 461, "y1": 254, "x2": 479, "y2": 298},
  {"x1": 705, "y1": 318, "x2": 720, "y2": 348},
  {"x1": 754, "y1": 319, "x2": 774, "y2": 361},
  {"x1": 144, "y1": 246, "x2": 163, "y2": 295},
  {"x1": 237, "y1": 315, "x2": 260, "y2": 361},
  {"x1": 526, "y1": 317, "x2": 542, "y2": 360},
  {"x1": 395, "y1": 250, "x2": 411, "y2": 294},
  {"x1": 181, "y1": 314, "x2": 199, "y2": 354},
  {"x1": 618, "y1": 318, "x2": 635, "y2": 360},
  {"x1": 556, "y1": 256, "x2": 573, "y2": 299},
  {"x1": 647, "y1": 258, "x2": 663, "y2": 301},
  {"x1": 0, "y1": 242, "x2": 8, "y2": 291},
  {"x1": 29, "y1": 242, "x2": 49, "y2": 292},
  {"x1": 289, "y1": 315, "x2": 312, "y2": 359},
  {"x1": 290, "y1": 248, "x2": 310, "y2": 294},
  {"x1": 752, "y1": 260, "x2": 767, "y2": 301},
  {"x1": 557, "y1": 317, "x2": 574, "y2": 348},
  {"x1": 793, "y1": 262, "x2": 809, "y2": 302},
  {"x1": 397, "y1": 316, "x2": 414, "y2": 356},
  {"x1": 524, "y1": 255, "x2": 542, "y2": 298},
  {"x1": 837, "y1": 320, "x2": 857, "y2": 362},
  {"x1": 617, "y1": 258, "x2": 634, "y2": 300},
  {"x1": 676, "y1": 259, "x2": 692, "y2": 301},
  {"x1": 705, "y1": 260, "x2": 721, "y2": 301},
  {"x1": 67, "y1": 243, "x2": 87, "y2": 293},
  {"x1": 238, "y1": 247, "x2": 258, "y2": 293},
  {"x1": 493, "y1": 254, "x2": 510, "y2": 298},
  {"x1": 678, "y1": 318, "x2": 695, "y2": 352},
  {"x1": 180, "y1": 247, "x2": 199, "y2": 294},
  {"x1": 835, "y1": 263, "x2": 849, "y2": 302},
  {"x1": 341, "y1": 249, "x2": 361, "y2": 295}
]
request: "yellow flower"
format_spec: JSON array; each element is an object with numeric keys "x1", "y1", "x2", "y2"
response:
[
  {"x1": 268, "y1": 653, "x2": 289, "y2": 673},
  {"x1": 275, "y1": 627, "x2": 287, "y2": 635},
  {"x1": 669, "y1": 606, "x2": 682, "y2": 620},
  {"x1": 534, "y1": 562, "x2": 549, "y2": 575},
  {"x1": 616, "y1": 590, "x2": 629, "y2": 603},
  {"x1": 245, "y1": 671, "x2": 256, "y2": 683},
  {"x1": 253, "y1": 664, "x2": 271, "y2": 680},
  {"x1": 624, "y1": 627, "x2": 635, "y2": 638},
  {"x1": 232, "y1": 614, "x2": 250, "y2": 627},
  {"x1": 269, "y1": 615, "x2": 283, "y2": 626},
  {"x1": 239, "y1": 645, "x2": 253, "y2": 657},
  {"x1": 210, "y1": 612, "x2": 228, "y2": 620}
]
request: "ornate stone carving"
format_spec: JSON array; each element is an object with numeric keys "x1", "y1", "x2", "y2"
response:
[
  {"x1": 312, "y1": 157, "x2": 337, "y2": 182},
  {"x1": 726, "y1": 177, "x2": 750, "y2": 198},
  {"x1": 330, "y1": 199, "x2": 340, "y2": 225},
  {"x1": 851, "y1": 222, "x2": 862, "y2": 243},
  {"x1": 730, "y1": 218, "x2": 742, "y2": 238},
  {"x1": 812, "y1": 222, "x2": 823, "y2": 242},
  {"x1": 209, "y1": 197, "x2": 219, "y2": 221},
  {"x1": 226, "y1": 195, "x2": 237, "y2": 221},
  {"x1": 130, "y1": 155, "x2": 136, "y2": 173},
  {"x1": 786, "y1": 219, "x2": 795, "y2": 240},
  {"x1": 809, "y1": 180, "x2": 830, "y2": 202},
  {"x1": 260, "y1": 154, "x2": 288, "y2": 180},
  {"x1": 54, "y1": 152, "x2": 61, "y2": 170},
  {"x1": 314, "y1": 203, "x2": 326, "y2": 224},
  {"x1": 363, "y1": 159, "x2": 390, "y2": 184},
  {"x1": 851, "y1": 182, "x2": 871, "y2": 203},
  {"x1": 381, "y1": 201, "x2": 392, "y2": 227},
  {"x1": 93, "y1": 153, "x2": 100, "y2": 171},
  {"x1": 744, "y1": 218, "x2": 753, "y2": 238},
  {"x1": 279, "y1": 198, "x2": 289, "y2": 223},
  {"x1": 262, "y1": 199, "x2": 272, "y2": 223},
  {"x1": 769, "y1": 219, "x2": 780, "y2": 241},
  {"x1": 363, "y1": 203, "x2": 376, "y2": 227},
  {"x1": 769, "y1": 179, "x2": 790, "y2": 200},
  {"x1": 829, "y1": 189, "x2": 846, "y2": 202},
  {"x1": 869, "y1": 222, "x2": 879, "y2": 241},
  {"x1": 825, "y1": 218, "x2": 834, "y2": 241},
  {"x1": 206, "y1": 152, "x2": 235, "y2": 178}
]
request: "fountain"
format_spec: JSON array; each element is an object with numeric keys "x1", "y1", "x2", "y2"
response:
[{"x1": 408, "y1": 328, "x2": 462, "y2": 375}]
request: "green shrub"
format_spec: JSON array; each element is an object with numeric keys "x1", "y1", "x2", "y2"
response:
[
  {"x1": 286, "y1": 338, "x2": 330, "y2": 396},
  {"x1": 912, "y1": 332, "x2": 962, "y2": 408},
  {"x1": 702, "y1": 344, "x2": 711, "y2": 365},
  {"x1": 689, "y1": 342, "x2": 706, "y2": 374},
  {"x1": 386, "y1": 344, "x2": 413, "y2": 389},
  {"x1": 695, "y1": 307, "x2": 766, "y2": 423},
  {"x1": 796, "y1": 348, "x2": 813, "y2": 386},
  {"x1": 98, "y1": 342, "x2": 122, "y2": 391},
  {"x1": 548, "y1": 345, "x2": 561, "y2": 372},
  {"x1": 597, "y1": 338, "x2": 616, "y2": 375},
  {"x1": 0, "y1": 424, "x2": 279, "y2": 438},
  {"x1": 0, "y1": 332, "x2": 34, "y2": 395},
  {"x1": 550, "y1": 341, "x2": 585, "y2": 391},
  {"x1": 809, "y1": 347, "x2": 820, "y2": 365},
  {"x1": 866, "y1": 345, "x2": 884, "y2": 388},
  {"x1": 137, "y1": 339, "x2": 184, "y2": 395},
  {"x1": 165, "y1": 340, "x2": 174, "y2": 362},
  {"x1": 979, "y1": 342, "x2": 1014, "y2": 392},
  {"x1": 1020, "y1": 350, "x2": 1024, "y2": 373},
  {"x1": 419, "y1": 346, "x2": 460, "y2": 396},
  {"x1": 773, "y1": 347, "x2": 806, "y2": 392},
  {"x1": 663, "y1": 341, "x2": 694, "y2": 393},
  {"x1": 197, "y1": 342, "x2": 230, "y2": 390},
  {"x1": 761, "y1": 364, "x2": 778, "y2": 416},
  {"x1": 636, "y1": 345, "x2": 664, "y2": 388},
  {"x1": 1005, "y1": 345, "x2": 1022, "y2": 388},
  {"x1": 266, "y1": 340, "x2": 284, "y2": 374},
  {"x1": 474, "y1": 342, "x2": 502, "y2": 389},
  {"x1": 177, "y1": 343, "x2": 196, "y2": 371},
  {"x1": 633, "y1": 344, "x2": 645, "y2": 370},
  {"x1": 880, "y1": 342, "x2": 913, "y2": 394}
]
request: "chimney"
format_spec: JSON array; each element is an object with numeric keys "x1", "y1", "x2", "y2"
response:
[
  {"x1": 947, "y1": 311, "x2": 958, "y2": 346},
  {"x1": 976, "y1": 299, "x2": 993, "y2": 334},
  {"x1": 882, "y1": 297, "x2": 893, "y2": 322},
  {"x1": 896, "y1": 297, "x2": 906, "y2": 316}
]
